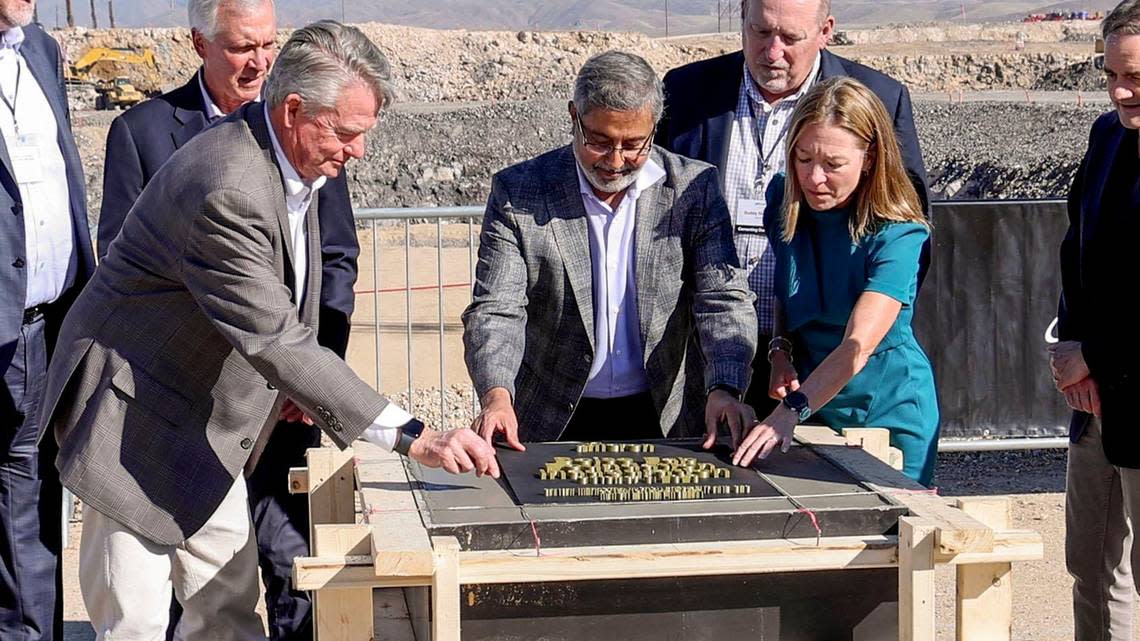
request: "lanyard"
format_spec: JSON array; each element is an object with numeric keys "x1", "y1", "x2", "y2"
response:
[
  {"x1": 0, "y1": 53, "x2": 20, "y2": 135},
  {"x1": 745, "y1": 92, "x2": 794, "y2": 177}
]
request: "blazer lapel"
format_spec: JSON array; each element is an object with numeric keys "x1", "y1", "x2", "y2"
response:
[
  {"x1": 0, "y1": 127, "x2": 13, "y2": 188},
  {"x1": 547, "y1": 148, "x2": 595, "y2": 348},
  {"x1": 171, "y1": 72, "x2": 210, "y2": 150},
  {"x1": 244, "y1": 104, "x2": 297, "y2": 291},
  {"x1": 1083, "y1": 122, "x2": 1125, "y2": 253},
  {"x1": 635, "y1": 177, "x2": 673, "y2": 357},
  {"x1": 300, "y1": 194, "x2": 321, "y2": 329}
]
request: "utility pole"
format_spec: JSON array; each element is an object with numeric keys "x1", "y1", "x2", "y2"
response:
[
  {"x1": 90, "y1": 0, "x2": 98, "y2": 28},
  {"x1": 108, "y1": 0, "x2": 115, "y2": 28},
  {"x1": 341, "y1": 0, "x2": 346, "y2": 22},
  {"x1": 665, "y1": 0, "x2": 669, "y2": 37},
  {"x1": 66, "y1": 0, "x2": 75, "y2": 28}
]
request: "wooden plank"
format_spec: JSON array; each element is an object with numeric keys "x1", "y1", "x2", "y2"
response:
[
  {"x1": 288, "y1": 467, "x2": 309, "y2": 494},
  {"x1": 313, "y1": 524, "x2": 371, "y2": 557},
  {"x1": 888, "y1": 447, "x2": 905, "y2": 471},
  {"x1": 294, "y1": 529, "x2": 1041, "y2": 591},
  {"x1": 431, "y1": 537, "x2": 462, "y2": 641},
  {"x1": 352, "y1": 441, "x2": 436, "y2": 580},
  {"x1": 796, "y1": 428, "x2": 994, "y2": 556},
  {"x1": 373, "y1": 588, "x2": 416, "y2": 641},
  {"x1": 315, "y1": 587, "x2": 374, "y2": 641},
  {"x1": 313, "y1": 522, "x2": 375, "y2": 641},
  {"x1": 307, "y1": 447, "x2": 357, "y2": 538},
  {"x1": 843, "y1": 428, "x2": 892, "y2": 465},
  {"x1": 899, "y1": 517, "x2": 938, "y2": 641},
  {"x1": 458, "y1": 535, "x2": 898, "y2": 584},
  {"x1": 955, "y1": 498, "x2": 1014, "y2": 641}
]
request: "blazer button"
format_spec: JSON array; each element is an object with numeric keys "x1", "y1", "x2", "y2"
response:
[
  {"x1": 568, "y1": 402, "x2": 575, "y2": 411},
  {"x1": 12, "y1": 258, "x2": 25, "y2": 268},
  {"x1": 582, "y1": 354, "x2": 591, "y2": 363},
  {"x1": 12, "y1": 203, "x2": 22, "y2": 216},
  {"x1": 332, "y1": 424, "x2": 343, "y2": 432},
  {"x1": 240, "y1": 438, "x2": 253, "y2": 449},
  {"x1": 266, "y1": 382, "x2": 276, "y2": 390}
]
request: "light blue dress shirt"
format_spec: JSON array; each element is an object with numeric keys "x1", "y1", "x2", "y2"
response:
[{"x1": 576, "y1": 158, "x2": 666, "y2": 399}]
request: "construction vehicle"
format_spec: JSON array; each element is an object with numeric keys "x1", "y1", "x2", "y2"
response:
[
  {"x1": 65, "y1": 47, "x2": 159, "y2": 110},
  {"x1": 1094, "y1": 36, "x2": 1105, "y2": 71}
]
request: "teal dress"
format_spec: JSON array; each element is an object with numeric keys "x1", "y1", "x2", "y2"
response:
[{"x1": 764, "y1": 177, "x2": 940, "y2": 484}]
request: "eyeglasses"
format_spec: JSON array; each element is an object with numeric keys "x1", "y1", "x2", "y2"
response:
[{"x1": 574, "y1": 114, "x2": 655, "y2": 160}]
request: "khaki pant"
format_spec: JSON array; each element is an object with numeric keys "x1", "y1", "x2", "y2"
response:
[
  {"x1": 1067, "y1": 417, "x2": 1140, "y2": 641},
  {"x1": 79, "y1": 477, "x2": 266, "y2": 641}
]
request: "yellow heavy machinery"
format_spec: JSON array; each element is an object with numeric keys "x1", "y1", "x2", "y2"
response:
[{"x1": 65, "y1": 47, "x2": 159, "y2": 110}]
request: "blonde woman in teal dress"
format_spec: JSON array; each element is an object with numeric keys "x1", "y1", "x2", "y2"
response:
[{"x1": 733, "y1": 76, "x2": 940, "y2": 485}]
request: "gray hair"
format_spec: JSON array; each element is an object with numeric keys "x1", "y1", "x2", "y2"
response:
[
  {"x1": 188, "y1": 0, "x2": 272, "y2": 40},
  {"x1": 741, "y1": 0, "x2": 832, "y2": 24},
  {"x1": 263, "y1": 21, "x2": 396, "y2": 114},
  {"x1": 1104, "y1": 0, "x2": 1140, "y2": 38},
  {"x1": 573, "y1": 51, "x2": 664, "y2": 122}
]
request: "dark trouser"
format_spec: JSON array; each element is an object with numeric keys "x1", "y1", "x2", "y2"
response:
[
  {"x1": 0, "y1": 315, "x2": 62, "y2": 641},
  {"x1": 167, "y1": 421, "x2": 320, "y2": 641},
  {"x1": 743, "y1": 333, "x2": 780, "y2": 420},
  {"x1": 247, "y1": 422, "x2": 321, "y2": 641},
  {"x1": 561, "y1": 392, "x2": 660, "y2": 441}
]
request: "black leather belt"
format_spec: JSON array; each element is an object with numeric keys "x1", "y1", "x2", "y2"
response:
[{"x1": 22, "y1": 304, "x2": 48, "y2": 325}]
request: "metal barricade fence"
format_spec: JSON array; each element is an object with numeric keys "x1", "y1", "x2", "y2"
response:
[{"x1": 352, "y1": 206, "x2": 1067, "y2": 452}]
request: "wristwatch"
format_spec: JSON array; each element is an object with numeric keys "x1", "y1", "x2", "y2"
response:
[
  {"x1": 782, "y1": 391, "x2": 812, "y2": 422},
  {"x1": 393, "y1": 418, "x2": 426, "y2": 456}
]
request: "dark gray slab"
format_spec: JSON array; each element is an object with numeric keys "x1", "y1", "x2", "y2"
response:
[{"x1": 404, "y1": 439, "x2": 908, "y2": 551}]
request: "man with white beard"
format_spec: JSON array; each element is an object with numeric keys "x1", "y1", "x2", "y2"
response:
[{"x1": 463, "y1": 51, "x2": 758, "y2": 451}]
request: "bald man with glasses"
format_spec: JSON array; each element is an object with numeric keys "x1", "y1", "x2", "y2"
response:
[{"x1": 463, "y1": 51, "x2": 757, "y2": 450}]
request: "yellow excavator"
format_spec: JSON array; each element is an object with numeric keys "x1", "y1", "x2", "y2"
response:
[{"x1": 65, "y1": 47, "x2": 159, "y2": 110}]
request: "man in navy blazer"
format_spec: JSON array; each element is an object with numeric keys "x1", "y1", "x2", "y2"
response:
[
  {"x1": 97, "y1": 1, "x2": 359, "y2": 638},
  {"x1": 1052, "y1": 3, "x2": 1140, "y2": 637},
  {"x1": 0, "y1": 4, "x2": 95, "y2": 639},
  {"x1": 655, "y1": 0, "x2": 929, "y2": 421}
]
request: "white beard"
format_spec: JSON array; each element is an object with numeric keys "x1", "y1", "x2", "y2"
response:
[{"x1": 574, "y1": 145, "x2": 640, "y2": 195}]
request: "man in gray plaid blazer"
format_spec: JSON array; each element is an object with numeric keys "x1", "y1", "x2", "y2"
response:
[
  {"x1": 464, "y1": 51, "x2": 757, "y2": 452},
  {"x1": 39, "y1": 22, "x2": 497, "y2": 640}
]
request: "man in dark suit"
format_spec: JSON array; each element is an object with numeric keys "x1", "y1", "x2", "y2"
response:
[
  {"x1": 0, "y1": 2, "x2": 95, "y2": 639},
  {"x1": 97, "y1": 1, "x2": 359, "y2": 638},
  {"x1": 1053, "y1": 3, "x2": 1140, "y2": 638},
  {"x1": 655, "y1": 0, "x2": 929, "y2": 419}
]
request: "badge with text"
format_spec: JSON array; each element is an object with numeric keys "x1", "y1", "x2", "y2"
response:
[
  {"x1": 735, "y1": 198, "x2": 765, "y2": 232},
  {"x1": 9, "y1": 133, "x2": 44, "y2": 184}
]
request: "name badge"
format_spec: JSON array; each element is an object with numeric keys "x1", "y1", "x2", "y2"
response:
[
  {"x1": 9, "y1": 133, "x2": 44, "y2": 184},
  {"x1": 735, "y1": 198, "x2": 765, "y2": 232}
]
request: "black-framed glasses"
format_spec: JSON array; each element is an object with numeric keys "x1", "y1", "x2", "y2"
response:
[{"x1": 574, "y1": 113, "x2": 655, "y2": 160}]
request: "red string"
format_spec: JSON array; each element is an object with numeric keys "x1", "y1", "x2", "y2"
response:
[
  {"x1": 795, "y1": 507, "x2": 822, "y2": 545},
  {"x1": 529, "y1": 520, "x2": 543, "y2": 557}
]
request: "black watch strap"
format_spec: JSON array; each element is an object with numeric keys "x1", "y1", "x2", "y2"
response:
[{"x1": 393, "y1": 418, "x2": 426, "y2": 456}]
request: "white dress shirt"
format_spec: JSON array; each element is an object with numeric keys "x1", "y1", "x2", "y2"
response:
[
  {"x1": 576, "y1": 158, "x2": 666, "y2": 399},
  {"x1": 0, "y1": 26, "x2": 74, "y2": 309},
  {"x1": 264, "y1": 105, "x2": 411, "y2": 450}
]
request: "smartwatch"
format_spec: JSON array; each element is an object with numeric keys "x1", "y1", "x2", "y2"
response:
[
  {"x1": 393, "y1": 418, "x2": 426, "y2": 456},
  {"x1": 781, "y1": 391, "x2": 812, "y2": 422}
]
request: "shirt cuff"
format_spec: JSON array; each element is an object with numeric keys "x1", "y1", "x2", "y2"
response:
[{"x1": 359, "y1": 403, "x2": 415, "y2": 452}]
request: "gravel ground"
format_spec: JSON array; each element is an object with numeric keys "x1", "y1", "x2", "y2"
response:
[{"x1": 69, "y1": 95, "x2": 1116, "y2": 227}]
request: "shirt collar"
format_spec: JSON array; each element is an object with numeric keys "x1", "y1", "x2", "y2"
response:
[
  {"x1": 575, "y1": 156, "x2": 666, "y2": 209},
  {"x1": 198, "y1": 68, "x2": 261, "y2": 121},
  {"x1": 743, "y1": 52, "x2": 822, "y2": 109},
  {"x1": 263, "y1": 103, "x2": 326, "y2": 204},
  {"x1": 1, "y1": 27, "x2": 25, "y2": 51}
]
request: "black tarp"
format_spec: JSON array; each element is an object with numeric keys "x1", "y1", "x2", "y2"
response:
[{"x1": 914, "y1": 199, "x2": 1070, "y2": 439}]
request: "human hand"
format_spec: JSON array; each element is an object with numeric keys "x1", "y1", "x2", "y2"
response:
[
  {"x1": 1062, "y1": 377, "x2": 1102, "y2": 417},
  {"x1": 1049, "y1": 341, "x2": 1090, "y2": 391},
  {"x1": 279, "y1": 399, "x2": 314, "y2": 425},
  {"x1": 408, "y1": 427, "x2": 501, "y2": 478},
  {"x1": 768, "y1": 352, "x2": 800, "y2": 400},
  {"x1": 732, "y1": 404, "x2": 797, "y2": 467},
  {"x1": 469, "y1": 387, "x2": 523, "y2": 451},
  {"x1": 703, "y1": 390, "x2": 757, "y2": 450}
]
